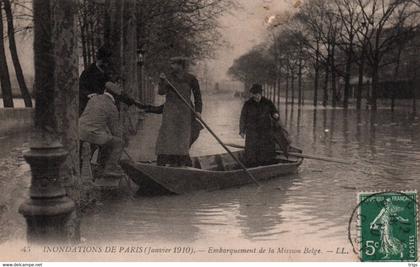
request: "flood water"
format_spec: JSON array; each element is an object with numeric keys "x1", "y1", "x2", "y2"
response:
[
  {"x1": 80, "y1": 94, "x2": 420, "y2": 260},
  {"x1": 1, "y1": 94, "x2": 419, "y2": 260}
]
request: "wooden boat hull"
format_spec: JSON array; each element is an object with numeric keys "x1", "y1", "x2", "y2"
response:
[{"x1": 121, "y1": 150, "x2": 303, "y2": 195}]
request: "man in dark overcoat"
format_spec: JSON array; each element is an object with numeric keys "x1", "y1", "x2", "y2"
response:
[
  {"x1": 239, "y1": 83, "x2": 280, "y2": 167},
  {"x1": 79, "y1": 46, "x2": 112, "y2": 115}
]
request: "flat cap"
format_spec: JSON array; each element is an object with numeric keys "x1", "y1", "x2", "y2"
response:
[{"x1": 105, "y1": 82, "x2": 122, "y2": 96}]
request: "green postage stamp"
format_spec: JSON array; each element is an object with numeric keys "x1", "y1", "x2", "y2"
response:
[{"x1": 358, "y1": 191, "x2": 417, "y2": 262}]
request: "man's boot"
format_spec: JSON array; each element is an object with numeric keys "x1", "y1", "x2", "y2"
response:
[{"x1": 95, "y1": 165, "x2": 123, "y2": 188}]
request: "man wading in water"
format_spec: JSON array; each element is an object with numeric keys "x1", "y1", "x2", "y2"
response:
[{"x1": 156, "y1": 56, "x2": 203, "y2": 167}]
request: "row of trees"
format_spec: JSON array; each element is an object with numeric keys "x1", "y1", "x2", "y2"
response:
[
  {"x1": 229, "y1": 0, "x2": 420, "y2": 111},
  {"x1": 0, "y1": 0, "x2": 233, "y2": 107},
  {"x1": 0, "y1": 0, "x2": 32, "y2": 107},
  {"x1": 77, "y1": 0, "x2": 233, "y2": 77}
]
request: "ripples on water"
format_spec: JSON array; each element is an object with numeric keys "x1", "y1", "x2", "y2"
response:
[
  {"x1": 81, "y1": 94, "x2": 420, "y2": 255},
  {"x1": 0, "y1": 94, "x2": 416, "y2": 260}
]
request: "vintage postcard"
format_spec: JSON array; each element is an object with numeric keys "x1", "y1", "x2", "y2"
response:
[{"x1": 0, "y1": 0, "x2": 419, "y2": 263}]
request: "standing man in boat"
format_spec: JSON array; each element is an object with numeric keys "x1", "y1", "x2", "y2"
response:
[
  {"x1": 156, "y1": 56, "x2": 203, "y2": 167},
  {"x1": 239, "y1": 83, "x2": 286, "y2": 167}
]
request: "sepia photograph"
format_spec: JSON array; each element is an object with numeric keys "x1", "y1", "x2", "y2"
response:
[{"x1": 0, "y1": 0, "x2": 419, "y2": 263}]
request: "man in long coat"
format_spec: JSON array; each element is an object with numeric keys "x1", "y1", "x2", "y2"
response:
[
  {"x1": 156, "y1": 57, "x2": 203, "y2": 167},
  {"x1": 239, "y1": 84, "x2": 280, "y2": 167}
]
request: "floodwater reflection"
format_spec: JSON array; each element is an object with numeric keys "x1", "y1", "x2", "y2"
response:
[{"x1": 81, "y1": 95, "x2": 420, "y2": 253}]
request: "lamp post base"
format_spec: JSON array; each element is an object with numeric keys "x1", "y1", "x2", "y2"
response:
[
  {"x1": 19, "y1": 142, "x2": 77, "y2": 243},
  {"x1": 19, "y1": 197, "x2": 76, "y2": 244}
]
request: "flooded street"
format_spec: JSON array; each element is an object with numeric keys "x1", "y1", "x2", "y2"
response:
[
  {"x1": 79, "y1": 94, "x2": 420, "y2": 260},
  {"x1": 0, "y1": 133, "x2": 30, "y2": 243},
  {"x1": 1, "y1": 94, "x2": 419, "y2": 260}
]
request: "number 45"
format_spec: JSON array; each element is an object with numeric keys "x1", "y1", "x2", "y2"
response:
[{"x1": 365, "y1": 240, "x2": 379, "y2": 256}]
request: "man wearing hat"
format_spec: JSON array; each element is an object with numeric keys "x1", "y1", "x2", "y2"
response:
[
  {"x1": 239, "y1": 83, "x2": 282, "y2": 167},
  {"x1": 79, "y1": 81, "x2": 124, "y2": 178},
  {"x1": 79, "y1": 46, "x2": 160, "y2": 115},
  {"x1": 79, "y1": 46, "x2": 112, "y2": 115},
  {"x1": 156, "y1": 56, "x2": 203, "y2": 167}
]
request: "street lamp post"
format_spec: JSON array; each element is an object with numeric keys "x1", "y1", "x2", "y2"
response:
[{"x1": 18, "y1": 0, "x2": 76, "y2": 243}]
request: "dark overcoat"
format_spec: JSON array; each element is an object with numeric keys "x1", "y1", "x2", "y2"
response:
[
  {"x1": 79, "y1": 63, "x2": 110, "y2": 115},
  {"x1": 239, "y1": 97, "x2": 278, "y2": 167}
]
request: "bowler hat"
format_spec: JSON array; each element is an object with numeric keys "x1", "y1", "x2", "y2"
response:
[{"x1": 250, "y1": 84, "x2": 263, "y2": 94}]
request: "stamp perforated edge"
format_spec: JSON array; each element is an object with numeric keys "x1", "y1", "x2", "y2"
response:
[{"x1": 353, "y1": 190, "x2": 418, "y2": 262}]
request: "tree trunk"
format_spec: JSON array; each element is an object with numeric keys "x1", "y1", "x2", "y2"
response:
[
  {"x1": 331, "y1": 44, "x2": 337, "y2": 108},
  {"x1": 121, "y1": 0, "x2": 139, "y2": 140},
  {"x1": 0, "y1": 4, "x2": 14, "y2": 107},
  {"x1": 88, "y1": 1, "x2": 96, "y2": 62},
  {"x1": 285, "y1": 72, "x2": 289, "y2": 105},
  {"x1": 122, "y1": 0, "x2": 137, "y2": 98},
  {"x1": 277, "y1": 75, "x2": 281, "y2": 107},
  {"x1": 343, "y1": 51, "x2": 352, "y2": 109},
  {"x1": 272, "y1": 81, "x2": 276, "y2": 104},
  {"x1": 265, "y1": 84, "x2": 268, "y2": 98},
  {"x1": 356, "y1": 54, "x2": 365, "y2": 110},
  {"x1": 270, "y1": 85, "x2": 273, "y2": 101},
  {"x1": 106, "y1": 0, "x2": 123, "y2": 76},
  {"x1": 92, "y1": 1, "x2": 105, "y2": 52},
  {"x1": 273, "y1": 84, "x2": 276, "y2": 102},
  {"x1": 291, "y1": 70, "x2": 295, "y2": 105},
  {"x1": 33, "y1": 0, "x2": 55, "y2": 130},
  {"x1": 51, "y1": 0, "x2": 80, "y2": 241},
  {"x1": 3, "y1": 0, "x2": 32, "y2": 107},
  {"x1": 331, "y1": 69, "x2": 337, "y2": 107},
  {"x1": 302, "y1": 84, "x2": 305, "y2": 105},
  {"x1": 86, "y1": 20, "x2": 92, "y2": 64},
  {"x1": 313, "y1": 39, "x2": 320, "y2": 107},
  {"x1": 273, "y1": 81, "x2": 277, "y2": 106},
  {"x1": 79, "y1": 10, "x2": 88, "y2": 69},
  {"x1": 298, "y1": 56, "x2": 302, "y2": 106},
  {"x1": 323, "y1": 66, "x2": 329, "y2": 107},
  {"x1": 371, "y1": 64, "x2": 379, "y2": 111},
  {"x1": 314, "y1": 65, "x2": 319, "y2": 107},
  {"x1": 392, "y1": 45, "x2": 403, "y2": 112}
]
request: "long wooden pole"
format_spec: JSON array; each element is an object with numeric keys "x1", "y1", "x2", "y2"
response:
[
  {"x1": 164, "y1": 78, "x2": 261, "y2": 186},
  {"x1": 225, "y1": 143, "x2": 352, "y2": 165}
]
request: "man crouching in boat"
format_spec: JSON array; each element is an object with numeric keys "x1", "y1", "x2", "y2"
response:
[
  {"x1": 79, "y1": 81, "x2": 125, "y2": 179},
  {"x1": 239, "y1": 83, "x2": 288, "y2": 167}
]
